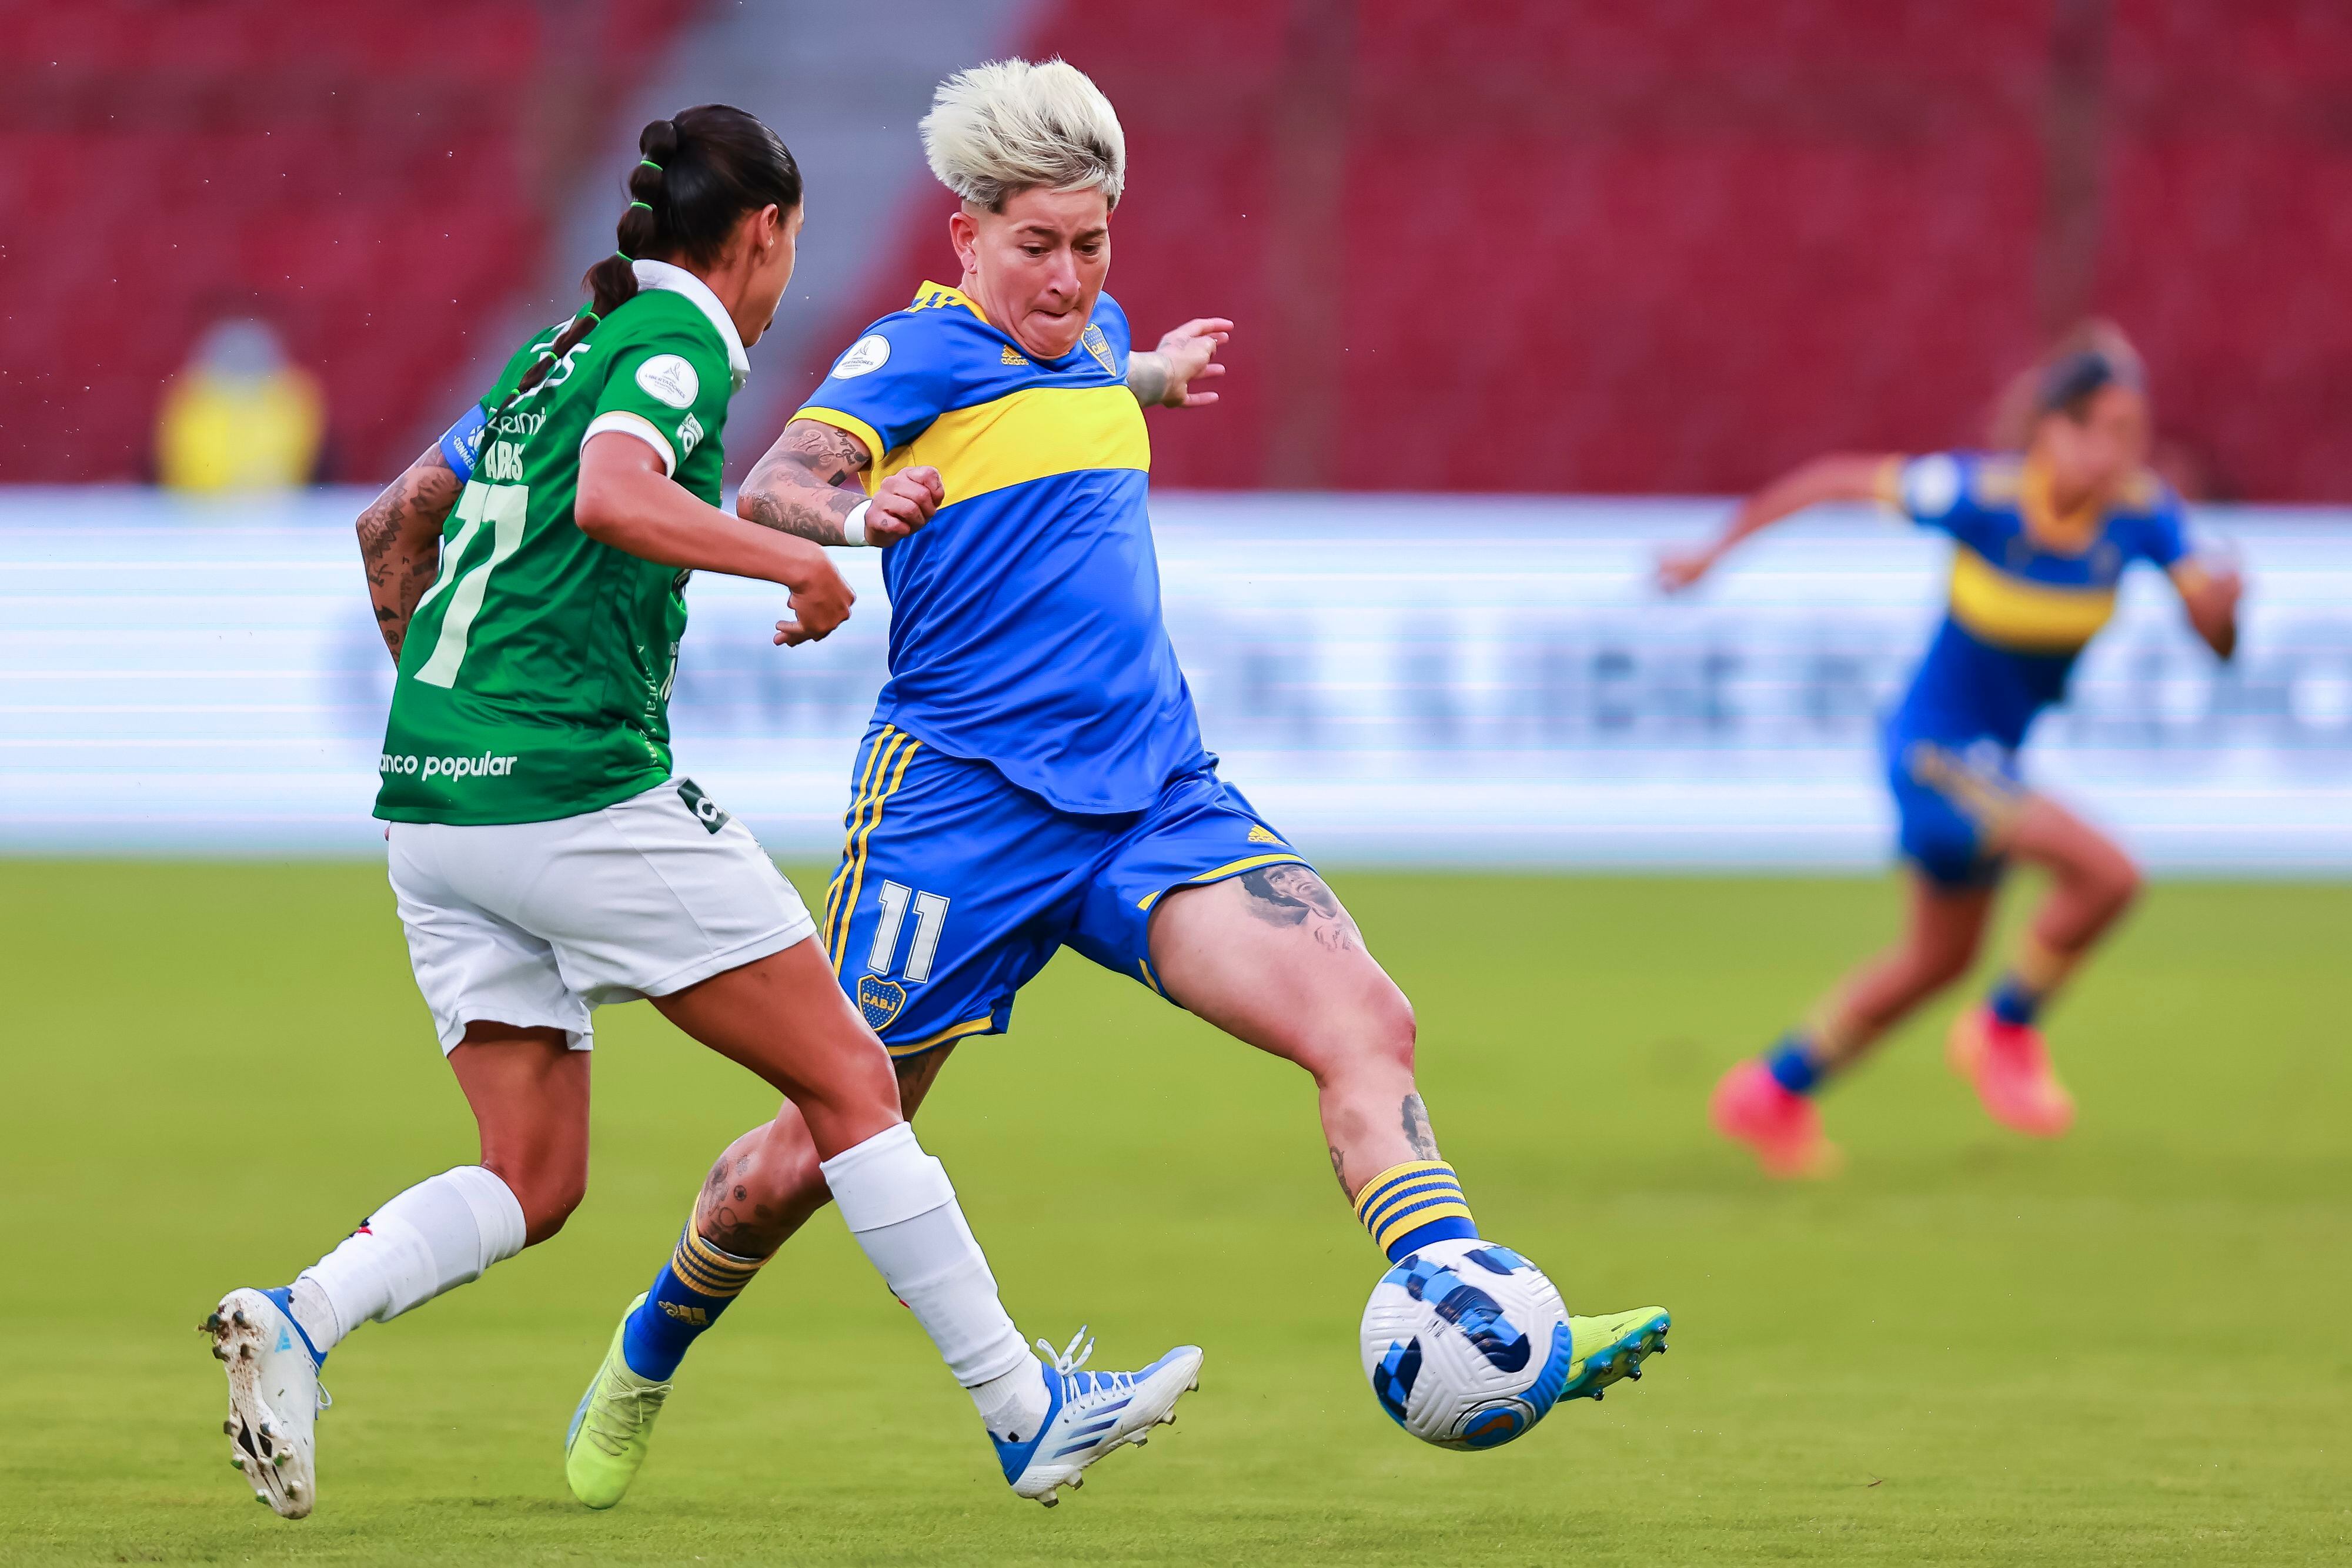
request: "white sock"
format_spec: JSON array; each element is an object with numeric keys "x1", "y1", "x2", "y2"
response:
[
  {"x1": 819, "y1": 1123, "x2": 1047, "y2": 1440},
  {"x1": 289, "y1": 1165, "x2": 527, "y2": 1354},
  {"x1": 969, "y1": 1358, "x2": 1052, "y2": 1444}
]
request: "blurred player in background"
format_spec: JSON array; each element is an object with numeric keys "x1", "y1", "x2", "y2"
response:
[
  {"x1": 203, "y1": 105, "x2": 1198, "y2": 1520},
  {"x1": 563, "y1": 58, "x2": 1671, "y2": 1509},
  {"x1": 1661, "y1": 346, "x2": 2242, "y2": 1178}
]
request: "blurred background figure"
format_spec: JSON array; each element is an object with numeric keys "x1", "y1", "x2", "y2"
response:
[{"x1": 155, "y1": 317, "x2": 325, "y2": 494}]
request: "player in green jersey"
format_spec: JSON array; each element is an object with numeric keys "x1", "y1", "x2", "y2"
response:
[{"x1": 202, "y1": 106, "x2": 1201, "y2": 1521}]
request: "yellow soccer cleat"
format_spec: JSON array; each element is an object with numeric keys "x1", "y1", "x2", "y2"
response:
[
  {"x1": 564, "y1": 1294, "x2": 672, "y2": 1509},
  {"x1": 1556, "y1": 1306, "x2": 1671, "y2": 1403}
]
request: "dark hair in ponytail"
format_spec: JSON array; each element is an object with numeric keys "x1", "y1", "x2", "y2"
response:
[{"x1": 483, "y1": 106, "x2": 802, "y2": 440}]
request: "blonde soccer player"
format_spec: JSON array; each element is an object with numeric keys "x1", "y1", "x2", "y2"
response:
[{"x1": 561, "y1": 60, "x2": 1671, "y2": 1510}]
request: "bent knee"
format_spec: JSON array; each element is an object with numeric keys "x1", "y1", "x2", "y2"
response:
[
  {"x1": 1299, "y1": 979, "x2": 1417, "y2": 1081},
  {"x1": 499, "y1": 1162, "x2": 587, "y2": 1245}
]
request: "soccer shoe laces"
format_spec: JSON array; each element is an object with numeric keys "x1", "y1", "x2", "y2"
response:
[
  {"x1": 1040, "y1": 1325, "x2": 1095, "y2": 1377},
  {"x1": 577, "y1": 1369, "x2": 669, "y2": 1458},
  {"x1": 1037, "y1": 1326, "x2": 1137, "y2": 1402}
]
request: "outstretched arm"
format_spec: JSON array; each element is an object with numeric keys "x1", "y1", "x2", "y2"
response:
[
  {"x1": 576, "y1": 433, "x2": 854, "y2": 646},
  {"x1": 356, "y1": 444, "x2": 463, "y2": 661},
  {"x1": 1128, "y1": 317, "x2": 1232, "y2": 410},
  {"x1": 737, "y1": 419, "x2": 943, "y2": 548},
  {"x1": 1658, "y1": 453, "x2": 1895, "y2": 593},
  {"x1": 2170, "y1": 559, "x2": 2242, "y2": 661}
]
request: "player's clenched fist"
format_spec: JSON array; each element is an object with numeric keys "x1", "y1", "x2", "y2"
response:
[
  {"x1": 774, "y1": 553, "x2": 856, "y2": 646},
  {"x1": 864, "y1": 465, "x2": 945, "y2": 546}
]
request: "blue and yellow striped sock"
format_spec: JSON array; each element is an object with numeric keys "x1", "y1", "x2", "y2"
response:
[
  {"x1": 619, "y1": 1228, "x2": 766, "y2": 1381},
  {"x1": 1987, "y1": 976, "x2": 2040, "y2": 1027},
  {"x1": 1354, "y1": 1160, "x2": 1478, "y2": 1263}
]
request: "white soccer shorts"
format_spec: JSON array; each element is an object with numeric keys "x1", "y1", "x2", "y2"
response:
[{"x1": 388, "y1": 777, "x2": 815, "y2": 1052}]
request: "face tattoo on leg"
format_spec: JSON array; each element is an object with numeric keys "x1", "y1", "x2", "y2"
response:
[{"x1": 1237, "y1": 864, "x2": 1364, "y2": 954}]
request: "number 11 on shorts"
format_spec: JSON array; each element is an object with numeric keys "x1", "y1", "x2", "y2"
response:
[{"x1": 867, "y1": 882, "x2": 949, "y2": 981}]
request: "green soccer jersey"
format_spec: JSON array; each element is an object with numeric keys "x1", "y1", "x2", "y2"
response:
[{"x1": 375, "y1": 262, "x2": 749, "y2": 825}]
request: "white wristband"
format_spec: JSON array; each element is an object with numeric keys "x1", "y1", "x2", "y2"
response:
[{"x1": 842, "y1": 500, "x2": 870, "y2": 547}]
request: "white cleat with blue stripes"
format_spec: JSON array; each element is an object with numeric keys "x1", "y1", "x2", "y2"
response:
[{"x1": 994, "y1": 1328, "x2": 1203, "y2": 1507}]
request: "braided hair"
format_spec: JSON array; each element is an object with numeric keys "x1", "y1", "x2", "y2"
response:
[{"x1": 479, "y1": 107, "x2": 803, "y2": 442}]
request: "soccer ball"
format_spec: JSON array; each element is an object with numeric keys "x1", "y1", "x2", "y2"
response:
[{"x1": 1359, "y1": 1239, "x2": 1576, "y2": 1449}]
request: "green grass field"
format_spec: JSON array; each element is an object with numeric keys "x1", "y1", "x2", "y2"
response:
[{"x1": 2, "y1": 862, "x2": 2347, "y2": 1566}]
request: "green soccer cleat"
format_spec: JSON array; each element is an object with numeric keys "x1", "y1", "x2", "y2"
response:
[
  {"x1": 1558, "y1": 1306, "x2": 1671, "y2": 1403},
  {"x1": 564, "y1": 1294, "x2": 672, "y2": 1509}
]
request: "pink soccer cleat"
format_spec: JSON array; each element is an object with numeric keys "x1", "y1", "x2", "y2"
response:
[
  {"x1": 1709, "y1": 1060, "x2": 1842, "y2": 1179},
  {"x1": 1947, "y1": 1008, "x2": 2075, "y2": 1137}
]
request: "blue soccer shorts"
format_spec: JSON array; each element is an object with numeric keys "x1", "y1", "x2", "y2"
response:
[
  {"x1": 1886, "y1": 727, "x2": 2029, "y2": 890},
  {"x1": 817, "y1": 723, "x2": 1315, "y2": 1058}
]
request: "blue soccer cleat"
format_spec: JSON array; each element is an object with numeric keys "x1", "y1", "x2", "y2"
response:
[{"x1": 994, "y1": 1328, "x2": 1202, "y2": 1506}]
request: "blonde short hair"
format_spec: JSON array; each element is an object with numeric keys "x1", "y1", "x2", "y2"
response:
[{"x1": 919, "y1": 58, "x2": 1125, "y2": 211}]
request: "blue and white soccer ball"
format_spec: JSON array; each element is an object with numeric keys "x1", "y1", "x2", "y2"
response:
[{"x1": 1359, "y1": 1239, "x2": 1576, "y2": 1450}]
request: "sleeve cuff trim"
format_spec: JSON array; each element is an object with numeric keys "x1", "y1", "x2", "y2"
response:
[{"x1": 582, "y1": 410, "x2": 676, "y2": 477}]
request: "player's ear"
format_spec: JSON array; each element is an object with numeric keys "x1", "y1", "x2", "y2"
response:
[{"x1": 947, "y1": 205, "x2": 982, "y2": 272}]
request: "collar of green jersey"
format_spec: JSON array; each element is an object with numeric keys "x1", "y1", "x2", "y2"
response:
[{"x1": 630, "y1": 259, "x2": 751, "y2": 392}]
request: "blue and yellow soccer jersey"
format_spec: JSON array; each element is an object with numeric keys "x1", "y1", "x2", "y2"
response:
[
  {"x1": 1880, "y1": 450, "x2": 2188, "y2": 750},
  {"x1": 1875, "y1": 449, "x2": 2187, "y2": 885},
  {"x1": 793, "y1": 283, "x2": 1207, "y2": 815}
]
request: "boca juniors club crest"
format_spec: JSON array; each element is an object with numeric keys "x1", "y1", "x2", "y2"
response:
[
  {"x1": 1080, "y1": 323, "x2": 1117, "y2": 376},
  {"x1": 857, "y1": 975, "x2": 907, "y2": 1031}
]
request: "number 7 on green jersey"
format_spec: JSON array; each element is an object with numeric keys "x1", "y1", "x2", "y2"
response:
[{"x1": 412, "y1": 482, "x2": 529, "y2": 689}]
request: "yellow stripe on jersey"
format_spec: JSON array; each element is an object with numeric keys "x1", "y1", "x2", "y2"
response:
[
  {"x1": 833, "y1": 735, "x2": 920, "y2": 976},
  {"x1": 883, "y1": 1014, "x2": 997, "y2": 1059},
  {"x1": 866, "y1": 385, "x2": 1150, "y2": 508},
  {"x1": 790, "y1": 407, "x2": 889, "y2": 475},
  {"x1": 1946, "y1": 547, "x2": 2117, "y2": 653},
  {"x1": 824, "y1": 727, "x2": 897, "y2": 963},
  {"x1": 907, "y1": 280, "x2": 988, "y2": 320},
  {"x1": 1135, "y1": 852, "x2": 1310, "y2": 912}
]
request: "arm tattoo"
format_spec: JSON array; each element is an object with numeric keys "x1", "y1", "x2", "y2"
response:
[
  {"x1": 1126, "y1": 350, "x2": 1170, "y2": 409},
  {"x1": 1236, "y1": 864, "x2": 1364, "y2": 954},
  {"x1": 1400, "y1": 1094, "x2": 1438, "y2": 1160},
  {"x1": 739, "y1": 420, "x2": 871, "y2": 544},
  {"x1": 1329, "y1": 1144, "x2": 1351, "y2": 1198},
  {"x1": 355, "y1": 446, "x2": 461, "y2": 661}
]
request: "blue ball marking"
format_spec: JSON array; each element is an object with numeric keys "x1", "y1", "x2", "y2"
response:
[
  {"x1": 1522, "y1": 1320, "x2": 1578, "y2": 1420},
  {"x1": 1373, "y1": 1337, "x2": 1422, "y2": 1426},
  {"x1": 1460, "y1": 1405, "x2": 1528, "y2": 1449},
  {"x1": 1433, "y1": 1282, "x2": 1531, "y2": 1374}
]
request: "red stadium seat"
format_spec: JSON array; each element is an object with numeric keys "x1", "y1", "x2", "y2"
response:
[
  {"x1": 770, "y1": 0, "x2": 2346, "y2": 501},
  {"x1": 0, "y1": 0, "x2": 697, "y2": 483}
]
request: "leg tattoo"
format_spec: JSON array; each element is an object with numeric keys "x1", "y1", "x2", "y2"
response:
[
  {"x1": 1400, "y1": 1093, "x2": 1438, "y2": 1159},
  {"x1": 1236, "y1": 864, "x2": 1364, "y2": 954}
]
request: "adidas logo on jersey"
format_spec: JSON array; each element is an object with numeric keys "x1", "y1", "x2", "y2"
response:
[
  {"x1": 1000, "y1": 345, "x2": 1029, "y2": 366},
  {"x1": 1248, "y1": 825, "x2": 1286, "y2": 845}
]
